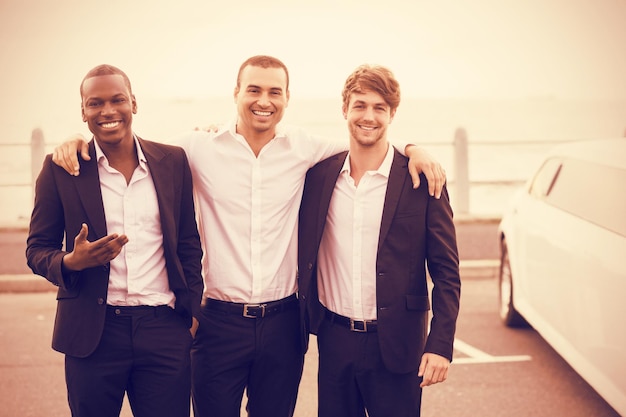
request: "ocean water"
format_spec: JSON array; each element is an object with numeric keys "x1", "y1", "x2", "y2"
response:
[{"x1": 2, "y1": 97, "x2": 625, "y2": 224}]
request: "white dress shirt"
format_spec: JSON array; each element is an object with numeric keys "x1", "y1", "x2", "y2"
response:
[
  {"x1": 317, "y1": 144, "x2": 394, "y2": 320},
  {"x1": 178, "y1": 122, "x2": 347, "y2": 303},
  {"x1": 95, "y1": 137, "x2": 175, "y2": 308}
]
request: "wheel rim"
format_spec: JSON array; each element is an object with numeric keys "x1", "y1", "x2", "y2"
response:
[{"x1": 499, "y1": 250, "x2": 513, "y2": 320}]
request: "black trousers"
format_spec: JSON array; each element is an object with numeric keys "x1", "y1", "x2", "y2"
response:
[
  {"x1": 191, "y1": 297, "x2": 304, "y2": 417},
  {"x1": 65, "y1": 305, "x2": 193, "y2": 417},
  {"x1": 317, "y1": 317, "x2": 422, "y2": 417}
]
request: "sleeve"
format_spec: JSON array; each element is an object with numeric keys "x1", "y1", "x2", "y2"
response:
[
  {"x1": 285, "y1": 125, "x2": 349, "y2": 167},
  {"x1": 390, "y1": 138, "x2": 417, "y2": 157},
  {"x1": 424, "y1": 186, "x2": 462, "y2": 361},
  {"x1": 175, "y1": 148, "x2": 205, "y2": 321},
  {"x1": 25, "y1": 156, "x2": 77, "y2": 290}
]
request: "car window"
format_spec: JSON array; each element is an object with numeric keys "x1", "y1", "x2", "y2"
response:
[
  {"x1": 528, "y1": 157, "x2": 562, "y2": 199},
  {"x1": 544, "y1": 157, "x2": 626, "y2": 237}
]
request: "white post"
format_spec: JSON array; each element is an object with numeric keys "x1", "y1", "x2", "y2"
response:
[
  {"x1": 454, "y1": 128, "x2": 469, "y2": 215},
  {"x1": 31, "y1": 128, "x2": 45, "y2": 202}
]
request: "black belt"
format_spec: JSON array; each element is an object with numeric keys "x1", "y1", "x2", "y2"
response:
[
  {"x1": 204, "y1": 294, "x2": 298, "y2": 318},
  {"x1": 106, "y1": 304, "x2": 172, "y2": 317},
  {"x1": 325, "y1": 308, "x2": 378, "y2": 333}
]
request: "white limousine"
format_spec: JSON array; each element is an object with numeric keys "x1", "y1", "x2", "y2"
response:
[{"x1": 498, "y1": 138, "x2": 626, "y2": 416}]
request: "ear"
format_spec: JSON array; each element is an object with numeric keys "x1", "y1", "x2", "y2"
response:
[
  {"x1": 233, "y1": 86, "x2": 239, "y2": 104},
  {"x1": 81, "y1": 103, "x2": 87, "y2": 122},
  {"x1": 389, "y1": 108, "x2": 396, "y2": 123},
  {"x1": 342, "y1": 104, "x2": 348, "y2": 120},
  {"x1": 131, "y1": 95, "x2": 137, "y2": 114}
]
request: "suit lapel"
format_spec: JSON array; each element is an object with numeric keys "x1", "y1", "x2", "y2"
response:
[
  {"x1": 74, "y1": 140, "x2": 107, "y2": 238},
  {"x1": 317, "y1": 152, "x2": 348, "y2": 241},
  {"x1": 139, "y1": 138, "x2": 174, "y2": 241},
  {"x1": 378, "y1": 149, "x2": 409, "y2": 252}
]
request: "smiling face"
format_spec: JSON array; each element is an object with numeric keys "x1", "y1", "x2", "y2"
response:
[
  {"x1": 343, "y1": 89, "x2": 395, "y2": 149},
  {"x1": 233, "y1": 64, "x2": 289, "y2": 141},
  {"x1": 81, "y1": 73, "x2": 137, "y2": 147}
]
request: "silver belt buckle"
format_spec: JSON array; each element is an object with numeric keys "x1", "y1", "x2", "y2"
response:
[
  {"x1": 243, "y1": 304, "x2": 265, "y2": 318},
  {"x1": 350, "y1": 319, "x2": 368, "y2": 332}
]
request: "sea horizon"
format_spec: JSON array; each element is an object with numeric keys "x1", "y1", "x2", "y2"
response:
[{"x1": 2, "y1": 96, "x2": 625, "y2": 224}]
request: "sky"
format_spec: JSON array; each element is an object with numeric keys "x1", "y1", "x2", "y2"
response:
[{"x1": 1, "y1": 0, "x2": 625, "y2": 142}]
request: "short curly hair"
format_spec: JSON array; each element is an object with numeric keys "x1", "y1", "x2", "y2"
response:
[
  {"x1": 80, "y1": 64, "x2": 132, "y2": 98},
  {"x1": 342, "y1": 64, "x2": 400, "y2": 112},
  {"x1": 236, "y1": 55, "x2": 290, "y2": 91}
]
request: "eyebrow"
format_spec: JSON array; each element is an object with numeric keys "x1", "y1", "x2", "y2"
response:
[
  {"x1": 84, "y1": 93, "x2": 128, "y2": 102},
  {"x1": 246, "y1": 84, "x2": 283, "y2": 92},
  {"x1": 352, "y1": 99, "x2": 387, "y2": 107}
]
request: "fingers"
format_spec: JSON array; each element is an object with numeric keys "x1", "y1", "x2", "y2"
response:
[
  {"x1": 52, "y1": 135, "x2": 89, "y2": 176},
  {"x1": 418, "y1": 353, "x2": 450, "y2": 387},
  {"x1": 190, "y1": 317, "x2": 200, "y2": 338},
  {"x1": 52, "y1": 143, "x2": 77, "y2": 176},
  {"x1": 405, "y1": 146, "x2": 446, "y2": 198},
  {"x1": 74, "y1": 223, "x2": 88, "y2": 242},
  {"x1": 409, "y1": 163, "x2": 422, "y2": 191},
  {"x1": 421, "y1": 162, "x2": 446, "y2": 199},
  {"x1": 79, "y1": 140, "x2": 90, "y2": 162},
  {"x1": 69, "y1": 228, "x2": 128, "y2": 270},
  {"x1": 92, "y1": 234, "x2": 128, "y2": 263},
  {"x1": 194, "y1": 124, "x2": 220, "y2": 132}
]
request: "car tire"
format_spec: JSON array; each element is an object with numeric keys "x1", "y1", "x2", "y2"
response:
[{"x1": 499, "y1": 240, "x2": 528, "y2": 327}]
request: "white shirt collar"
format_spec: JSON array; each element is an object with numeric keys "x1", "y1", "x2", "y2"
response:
[
  {"x1": 341, "y1": 142, "x2": 394, "y2": 178},
  {"x1": 216, "y1": 117, "x2": 289, "y2": 142},
  {"x1": 94, "y1": 134, "x2": 147, "y2": 166}
]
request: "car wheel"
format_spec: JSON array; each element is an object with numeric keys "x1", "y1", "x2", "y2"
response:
[{"x1": 499, "y1": 240, "x2": 527, "y2": 327}]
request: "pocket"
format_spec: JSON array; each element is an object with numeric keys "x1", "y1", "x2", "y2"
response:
[
  {"x1": 405, "y1": 295, "x2": 430, "y2": 311},
  {"x1": 394, "y1": 211, "x2": 419, "y2": 219},
  {"x1": 56, "y1": 286, "x2": 79, "y2": 300}
]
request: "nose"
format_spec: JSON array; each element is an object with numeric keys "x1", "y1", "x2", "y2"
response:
[
  {"x1": 101, "y1": 101, "x2": 116, "y2": 115},
  {"x1": 362, "y1": 106, "x2": 375, "y2": 120},
  {"x1": 257, "y1": 92, "x2": 271, "y2": 107}
]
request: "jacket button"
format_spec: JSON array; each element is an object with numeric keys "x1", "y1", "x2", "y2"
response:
[
  {"x1": 97, "y1": 298, "x2": 104, "y2": 305},
  {"x1": 307, "y1": 263, "x2": 313, "y2": 270}
]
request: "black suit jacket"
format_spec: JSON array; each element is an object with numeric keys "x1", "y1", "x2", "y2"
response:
[
  {"x1": 26, "y1": 137, "x2": 203, "y2": 358},
  {"x1": 298, "y1": 148, "x2": 461, "y2": 373}
]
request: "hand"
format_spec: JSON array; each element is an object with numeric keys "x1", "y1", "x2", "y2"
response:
[
  {"x1": 405, "y1": 145, "x2": 447, "y2": 199},
  {"x1": 418, "y1": 352, "x2": 450, "y2": 387},
  {"x1": 62, "y1": 224, "x2": 128, "y2": 271},
  {"x1": 194, "y1": 124, "x2": 221, "y2": 133},
  {"x1": 52, "y1": 134, "x2": 90, "y2": 176},
  {"x1": 190, "y1": 317, "x2": 200, "y2": 338}
]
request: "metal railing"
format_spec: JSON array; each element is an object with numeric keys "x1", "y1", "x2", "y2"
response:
[{"x1": 2, "y1": 128, "x2": 555, "y2": 216}]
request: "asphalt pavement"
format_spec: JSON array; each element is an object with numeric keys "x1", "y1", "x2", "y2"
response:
[
  {"x1": 2, "y1": 279, "x2": 620, "y2": 417},
  {"x1": 0, "y1": 217, "x2": 502, "y2": 417}
]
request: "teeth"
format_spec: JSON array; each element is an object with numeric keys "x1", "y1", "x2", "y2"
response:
[
  {"x1": 253, "y1": 111, "x2": 272, "y2": 117},
  {"x1": 101, "y1": 121, "x2": 120, "y2": 129},
  {"x1": 359, "y1": 125, "x2": 376, "y2": 131}
]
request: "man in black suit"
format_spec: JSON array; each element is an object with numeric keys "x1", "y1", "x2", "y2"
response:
[
  {"x1": 298, "y1": 64, "x2": 461, "y2": 417},
  {"x1": 26, "y1": 64, "x2": 203, "y2": 417}
]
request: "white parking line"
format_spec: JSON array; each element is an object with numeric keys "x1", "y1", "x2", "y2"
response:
[{"x1": 453, "y1": 339, "x2": 532, "y2": 364}]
